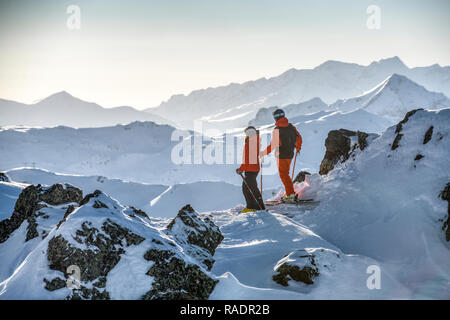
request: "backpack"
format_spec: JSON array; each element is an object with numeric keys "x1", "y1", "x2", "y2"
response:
[{"x1": 276, "y1": 124, "x2": 298, "y2": 159}]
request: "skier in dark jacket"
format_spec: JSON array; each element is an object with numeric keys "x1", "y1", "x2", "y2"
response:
[
  {"x1": 260, "y1": 109, "x2": 302, "y2": 203},
  {"x1": 236, "y1": 126, "x2": 265, "y2": 212}
]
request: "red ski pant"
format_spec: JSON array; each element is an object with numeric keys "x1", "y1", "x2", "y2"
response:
[{"x1": 277, "y1": 158, "x2": 294, "y2": 196}]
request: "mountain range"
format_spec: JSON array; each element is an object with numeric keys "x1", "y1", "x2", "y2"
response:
[
  {"x1": 0, "y1": 91, "x2": 171, "y2": 128},
  {"x1": 147, "y1": 56, "x2": 450, "y2": 128}
]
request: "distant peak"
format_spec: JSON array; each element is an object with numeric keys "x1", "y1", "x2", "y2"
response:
[
  {"x1": 37, "y1": 91, "x2": 78, "y2": 104},
  {"x1": 51, "y1": 91, "x2": 73, "y2": 98},
  {"x1": 372, "y1": 56, "x2": 407, "y2": 68},
  {"x1": 384, "y1": 73, "x2": 414, "y2": 86}
]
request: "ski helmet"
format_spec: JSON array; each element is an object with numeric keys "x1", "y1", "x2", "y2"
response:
[
  {"x1": 273, "y1": 109, "x2": 285, "y2": 121},
  {"x1": 244, "y1": 126, "x2": 257, "y2": 137}
]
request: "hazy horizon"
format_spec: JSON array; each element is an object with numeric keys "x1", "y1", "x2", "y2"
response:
[{"x1": 1, "y1": 0, "x2": 449, "y2": 110}]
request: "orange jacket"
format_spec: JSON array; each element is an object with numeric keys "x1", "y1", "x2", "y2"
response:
[
  {"x1": 239, "y1": 133, "x2": 261, "y2": 172},
  {"x1": 262, "y1": 117, "x2": 302, "y2": 158}
]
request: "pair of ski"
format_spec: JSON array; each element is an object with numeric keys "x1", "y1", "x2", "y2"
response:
[{"x1": 264, "y1": 198, "x2": 318, "y2": 206}]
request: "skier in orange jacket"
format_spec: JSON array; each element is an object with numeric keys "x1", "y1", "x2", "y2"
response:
[
  {"x1": 260, "y1": 109, "x2": 302, "y2": 203},
  {"x1": 236, "y1": 126, "x2": 265, "y2": 212}
]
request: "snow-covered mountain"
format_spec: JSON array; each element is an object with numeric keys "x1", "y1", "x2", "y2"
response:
[
  {"x1": 1, "y1": 108, "x2": 448, "y2": 299},
  {"x1": 331, "y1": 74, "x2": 450, "y2": 121},
  {"x1": 147, "y1": 57, "x2": 450, "y2": 128},
  {"x1": 0, "y1": 121, "x2": 225, "y2": 185},
  {"x1": 0, "y1": 91, "x2": 172, "y2": 128},
  {"x1": 0, "y1": 184, "x2": 224, "y2": 299}
]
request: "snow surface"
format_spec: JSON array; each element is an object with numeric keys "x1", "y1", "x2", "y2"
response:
[{"x1": 1, "y1": 108, "x2": 449, "y2": 298}]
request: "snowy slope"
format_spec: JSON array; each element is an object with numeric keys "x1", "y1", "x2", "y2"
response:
[
  {"x1": 148, "y1": 57, "x2": 450, "y2": 129},
  {"x1": 0, "y1": 91, "x2": 173, "y2": 128},
  {"x1": 209, "y1": 208, "x2": 408, "y2": 299},
  {"x1": 0, "y1": 121, "x2": 227, "y2": 185},
  {"x1": 331, "y1": 74, "x2": 450, "y2": 121},
  {"x1": 5, "y1": 168, "x2": 247, "y2": 218},
  {"x1": 5, "y1": 168, "x2": 167, "y2": 214},
  {"x1": 0, "y1": 188, "x2": 222, "y2": 299},
  {"x1": 287, "y1": 108, "x2": 450, "y2": 298}
]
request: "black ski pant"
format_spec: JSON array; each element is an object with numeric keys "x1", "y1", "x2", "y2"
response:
[{"x1": 242, "y1": 171, "x2": 265, "y2": 210}]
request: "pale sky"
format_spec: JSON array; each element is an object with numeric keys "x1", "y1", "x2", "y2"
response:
[{"x1": 0, "y1": 0, "x2": 449, "y2": 109}]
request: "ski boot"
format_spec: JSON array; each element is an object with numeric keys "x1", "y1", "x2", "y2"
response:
[
  {"x1": 241, "y1": 208, "x2": 257, "y2": 213},
  {"x1": 281, "y1": 194, "x2": 297, "y2": 204}
]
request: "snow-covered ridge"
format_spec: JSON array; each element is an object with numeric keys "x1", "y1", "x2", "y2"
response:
[
  {"x1": 0, "y1": 183, "x2": 224, "y2": 299},
  {"x1": 149, "y1": 57, "x2": 450, "y2": 128},
  {"x1": 330, "y1": 74, "x2": 450, "y2": 121},
  {"x1": 0, "y1": 91, "x2": 173, "y2": 128}
]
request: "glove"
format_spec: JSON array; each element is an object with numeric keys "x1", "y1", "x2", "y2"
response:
[
  {"x1": 236, "y1": 168, "x2": 242, "y2": 175},
  {"x1": 296, "y1": 149, "x2": 301, "y2": 156}
]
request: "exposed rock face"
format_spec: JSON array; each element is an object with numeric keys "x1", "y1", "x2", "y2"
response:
[
  {"x1": 2, "y1": 186, "x2": 223, "y2": 300},
  {"x1": 142, "y1": 205, "x2": 223, "y2": 300},
  {"x1": 294, "y1": 171, "x2": 311, "y2": 183},
  {"x1": 167, "y1": 204, "x2": 224, "y2": 264},
  {"x1": 391, "y1": 108, "x2": 423, "y2": 150},
  {"x1": 0, "y1": 172, "x2": 10, "y2": 182},
  {"x1": 142, "y1": 249, "x2": 218, "y2": 300},
  {"x1": 46, "y1": 218, "x2": 145, "y2": 300},
  {"x1": 441, "y1": 183, "x2": 450, "y2": 241},
  {"x1": 40, "y1": 194, "x2": 222, "y2": 300},
  {"x1": 0, "y1": 183, "x2": 83, "y2": 243},
  {"x1": 273, "y1": 248, "x2": 340, "y2": 286},
  {"x1": 423, "y1": 126, "x2": 434, "y2": 144},
  {"x1": 319, "y1": 129, "x2": 375, "y2": 175}
]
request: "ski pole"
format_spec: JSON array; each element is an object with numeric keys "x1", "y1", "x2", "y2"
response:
[
  {"x1": 291, "y1": 150, "x2": 298, "y2": 181},
  {"x1": 260, "y1": 157, "x2": 263, "y2": 195},
  {"x1": 238, "y1": 172, "x2": 263, "y2": 210}
]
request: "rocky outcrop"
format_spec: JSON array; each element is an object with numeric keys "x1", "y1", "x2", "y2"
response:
[
  {"x1": 0, "y1": 172, "x2": 10, "y2": 182},
  {"x1": 441, "y1": 183, "x2": 450, "y2": 241},
  {"x1": 294, "y1": 171, "x2": 311, "y2": 184},
  {"x1": 273, "y1": 248, "x2": 340, "y2": 286},
  {"x1": 46, "y1": 218, "x2": 145, "y2": 300},
  {"x1": 391, "y1": 108, "x2": 423, "y2": 150},
  {"x1": 141, "y1": 205, "x2": 223, "y2": 300},
  {"x1": 319, "y1": 129, "x2": 375, "y2": 175},
  {"x1": 2, "y1": 185, "x2": 223, "y2": 300},
  {"x1": 0, "y1": 183, "x2": 83, "y2": 243}
]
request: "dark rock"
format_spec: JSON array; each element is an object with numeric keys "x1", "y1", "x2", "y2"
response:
[
  {"x1": 294, "y1": 171, "x2": 311, "y2": 184},
  {"x1": 93, "y1": 200, "x2": 108, "y2": 209},
  {"x1": 440, "y1": 183, "x2": 450, "y2": 241},
  {"x1": 130, "y1": 206, "x2": 149, "y2": 218},
  {"x1": 0, "y1": 172, "x2": 10, "y2": 182},
  {"x1": 391, "y1": 133, "x2": 403, "y2": 150},
  {"x1": 391, "y1": 108, "x2": 423, "y2": 150},
  {"x1": 56, "y1": 205, "x2": 76, "y2": 229},
  {"x1": 414, "y1": 154, "x2": 424, "y2": 161},
  {"x1": 45, "y1": 218, "x2": 144, "y2": 299},
  {"x1": 273, "y1": 264, "x2": 319, "y2": 286},
  {"x1": 0, "y1": 184, "x2": 83, "y2": 243},
  {"x1": 142, "y1": 254, "x2": 218, "y2": 300},
  {"x1": 423, "y1": 126, "x2": 433, "y2": 144},
  {"x1": 79, "y1": 190, "x2": 103, "y2": 206},
  {"x1": 319, "y1": 129, "x2": 373, "y2": 175},
  {"x1": 167, "y1": 205, "x2": 223, "y2": 256},
  {"x1": 140, "y1": 205, "x2": 224, "y2": 300},
  {"x1": 40, "y1": 184, "x2": 83, "y2": 205},
  {"x1": 44, "y1": 277, "x2": 67, "y2": 291}
]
